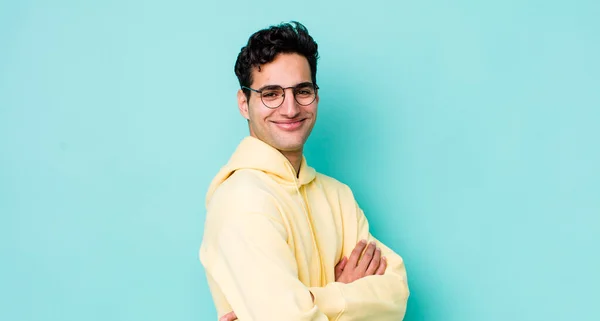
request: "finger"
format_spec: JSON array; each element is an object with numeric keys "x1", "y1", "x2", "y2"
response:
[
  {"x1": 348, "y1": 240, "x2": 367, "y2": 267},
  {"x1": 335, "y1": 257, "x2": 347, "y2": 278},
  {"x1": 376, "y1": 256, "x2": 387, "y2": 275},
  {"x1": 219, "y1": 311, "x2": 237, "y2": 321},
  {"x1": 357, "y1": 241, "x2": 377, "y2": 271},
  {"x1": 337, "y1": 256, "x2": 348, "y2": 271},
  {"x1": 219, "y1": 312, "x2": 234, "y2": 321},
  {"x1": 365, "y1": 247, "x2": 382, "y2": 275}
]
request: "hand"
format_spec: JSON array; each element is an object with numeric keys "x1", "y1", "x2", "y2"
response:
[
  {"x1": 335, "y1": 239, "x2": 387, "y2": 284},
  {"x1": 219, "y1": 311, "x2": 237, "y2": 321}
]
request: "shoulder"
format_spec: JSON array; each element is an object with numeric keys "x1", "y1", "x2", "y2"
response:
[
  {"x1": 207, "y1": 169, "x2": 280, "y2": 220},
  {"x1": 200, "y1": 170, "x2": 287, "y2": 268},
  {"x1": 215, "y1": 169, "x2": 273, "y2": 196}
]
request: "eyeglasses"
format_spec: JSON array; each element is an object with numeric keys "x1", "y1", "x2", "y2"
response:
[{"x1": 242, "y1": 82, "x2": 319, "y2": 109}]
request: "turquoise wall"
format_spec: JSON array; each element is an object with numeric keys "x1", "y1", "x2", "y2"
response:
[{"x1": 1, "y1": 1, "x2": 598, "y2": 320}]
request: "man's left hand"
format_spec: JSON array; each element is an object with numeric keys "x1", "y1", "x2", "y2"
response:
[{"x1": 219, "y1": 311, "x2": 237, "y2": 321}]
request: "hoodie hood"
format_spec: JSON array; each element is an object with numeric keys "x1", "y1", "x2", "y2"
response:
[{"x1": 205, "y1": 136, "x2": 317, "y2": 206}]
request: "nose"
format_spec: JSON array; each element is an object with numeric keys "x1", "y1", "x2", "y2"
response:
[{"x1": 278, "y1": 88, "x2": 300, "y2": 118}]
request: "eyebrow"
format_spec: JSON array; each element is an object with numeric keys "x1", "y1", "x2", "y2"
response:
[{"x1": 257, "y1": 81, "x2": 314, "y2": 91}]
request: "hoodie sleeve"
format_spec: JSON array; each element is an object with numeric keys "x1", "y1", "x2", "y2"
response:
[
  {"x1": 200, "y1": 207, "x2": 330, "y2": 321},
  {"x1": 308, "y1": 202, "x2": 410, "y2": 321}
]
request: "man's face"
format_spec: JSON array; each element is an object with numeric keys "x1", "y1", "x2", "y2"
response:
[{"x1": 237, "y1": 53, "x2": 318, "y2": 154}]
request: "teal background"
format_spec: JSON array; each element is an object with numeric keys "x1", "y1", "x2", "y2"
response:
[{"x1": 1, "y1": 0, "x2": 599, "y2": 320}]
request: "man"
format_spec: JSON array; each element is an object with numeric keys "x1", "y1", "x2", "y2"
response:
[{"x1": 199, "y1": 21, "x2": 409, "y2": 321}]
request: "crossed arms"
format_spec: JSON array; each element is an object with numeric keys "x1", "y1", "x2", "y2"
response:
[
  {"x1": 220, "y1": 239, "x2": 392, "y2": 321},
  {"x1": 202, "y1": 202, "x2": 409, "y2": 321}
]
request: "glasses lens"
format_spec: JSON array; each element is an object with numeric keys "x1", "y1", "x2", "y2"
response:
[
  {"x1": 261, "y1": 86, "x2": 284, "y2": 108},
  {"x1": 294, "y1": 84, "x2": 317, "y2": 105}
]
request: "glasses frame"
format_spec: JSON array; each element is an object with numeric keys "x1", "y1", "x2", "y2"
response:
[{"x1": 241, "y1": 83, "x2": 320, "y2": 109}]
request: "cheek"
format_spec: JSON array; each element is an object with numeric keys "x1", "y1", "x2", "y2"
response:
[{"x1": 249, "y1": 104, "x2": 275, "y2": 121}]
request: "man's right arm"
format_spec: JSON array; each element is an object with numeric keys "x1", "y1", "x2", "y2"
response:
[{"x1": 201, "y1": 208, "x2": 330, "y2": 321}]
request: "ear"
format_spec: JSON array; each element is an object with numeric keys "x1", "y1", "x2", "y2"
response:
[{"x1": 237, "y1": 89, "x2": 250, "y2": 120}]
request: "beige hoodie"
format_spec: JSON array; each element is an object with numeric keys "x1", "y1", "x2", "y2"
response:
[{"x1": 199, "y1": 136, "x2": 409, "y2": 321}]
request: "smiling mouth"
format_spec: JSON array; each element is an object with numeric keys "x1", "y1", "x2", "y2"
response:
[{"x1": 272, "y1": 119, "x2": 306, "y2": 130}]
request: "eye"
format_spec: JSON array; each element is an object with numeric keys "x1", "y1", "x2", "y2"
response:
[
  {"x1": 295, "y1": 86, "x2": 314, "y2": 96},
  {"x1": 261, "y1": 89, "x2": 283, "y2": 101}
]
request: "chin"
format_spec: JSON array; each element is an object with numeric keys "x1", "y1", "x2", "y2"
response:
[{"x1": 273, "y1": 138, "x2": 306, "y2": 152}]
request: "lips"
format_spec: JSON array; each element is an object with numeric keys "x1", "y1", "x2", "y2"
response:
[{"x1": 272, "y1": 119, "x2": 306, "y2": 131}]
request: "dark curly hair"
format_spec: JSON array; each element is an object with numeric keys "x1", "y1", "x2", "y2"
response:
[{"x1": 234, "y1": 21, "x2": 319, "y2": 98}]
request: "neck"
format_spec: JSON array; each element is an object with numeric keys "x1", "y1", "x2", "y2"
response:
[{"x1": 281, "y1": 149, "x2": 303, "y2": 177}]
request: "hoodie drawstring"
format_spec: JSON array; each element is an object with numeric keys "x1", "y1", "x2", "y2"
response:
[{"x1": 285, "y1": 162, "x2": 326, "y2": 286}]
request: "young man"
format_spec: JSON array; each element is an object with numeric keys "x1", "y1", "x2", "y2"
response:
[{"x1": 199, "y1": 22, "x2": 409, "y2": 321}]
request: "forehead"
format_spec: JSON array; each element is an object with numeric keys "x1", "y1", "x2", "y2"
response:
[{"x1": 250, "y1": 53, "x2": 312, "y2": 88}]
